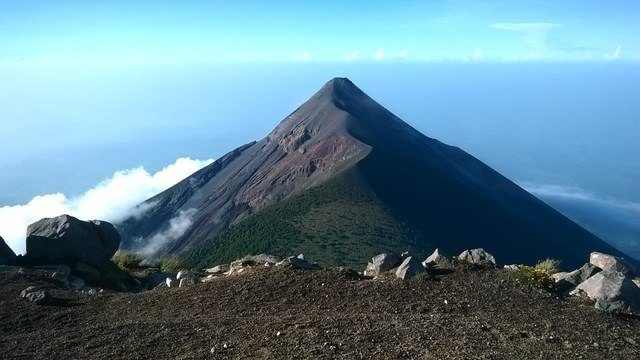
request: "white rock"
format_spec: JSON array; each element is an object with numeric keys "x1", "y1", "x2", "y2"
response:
[
  {"x1": 176, "y1": 269, "x2": 193, "y2": 280},
  {"x1": 422, "y1": 249, "x2": 448, "y2": 268},
  {"x1": 165, "y1": 277, "x2": 178, "y2": 288},
  {"x1": 364, "y1": 253, "x2": 402, "y2": 277},
  {"x1": 395, "y1": 256, "x2": 426, "y2": 280},
  {"x1": 589, "y1": 252, "x2": 636, "y2": 276},
  {"x1": 570, "y1": 270, "x2": 640, "y2": 312},
  {"x1": 458, "y1": 248, "x2": 496, "y2": 266}
]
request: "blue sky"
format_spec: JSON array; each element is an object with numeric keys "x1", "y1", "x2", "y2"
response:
[{"x1": 1, "y1": 0, "x2": 639, "y2": 66}]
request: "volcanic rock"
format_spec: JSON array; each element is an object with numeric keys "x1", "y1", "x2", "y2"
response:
[{"x1": 26, "y1": 215, "x2": 120, "y2": 267}]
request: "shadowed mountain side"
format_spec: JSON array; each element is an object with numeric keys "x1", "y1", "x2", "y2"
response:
[{"x1": 121, "y1": 77, "x2": 632, "y2": 269}]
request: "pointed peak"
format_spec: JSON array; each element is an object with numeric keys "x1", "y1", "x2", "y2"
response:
[
  {"x1": 313, "y1": 77, "x2": 369, "y2": 108},
  {"x1": 320, "y1": 77, "x2": 362, "y2": 95}
]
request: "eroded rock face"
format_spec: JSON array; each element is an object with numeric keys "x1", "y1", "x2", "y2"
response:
[
  {"x1": 570, "y1": 270, "x2": 640, "y2": 312},
  {"x1": 0, "y1": 236, "x2": 16, "y2": 265},
  {"x1": 364, "y1": 253, "x2": 401, "y2": 277},
  {"x1": 552, "y1": 263, "x2": 601, "y2": 293},
  {"x1": 26, "y1": 215, "x2": 120, "y2": 267},
  {"x1": 458, "y1": 249, "x2": 496, "y2": 267},
  {"x1": 589, "y1": 252, "x2": 636, "y2": 276},
  {"x1": 395, "y1": 256, "x2": 425, "y2": 280}
]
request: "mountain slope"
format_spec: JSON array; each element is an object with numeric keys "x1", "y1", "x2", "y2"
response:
[{"x1": 121, "y1": 77, "x2": 629, "y2": 269}]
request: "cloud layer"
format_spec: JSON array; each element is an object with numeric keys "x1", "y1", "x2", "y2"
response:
[{"x1": 0, "y1": 157, "x2": 213, "y2": 254}]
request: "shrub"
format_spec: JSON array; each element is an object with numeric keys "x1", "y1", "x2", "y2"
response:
[
  {"x1": 534, "y1": 258, "x2": 561, "y2": 275},
  {"x1": 155, "y1": 257, "x2": 187, "y2": 273},
  {"x1": 112, "y1": 251, "x2": 144, "y2": 270},
  {"x1": 513, "y1": 265, "x2": 556, "y2": 292}
]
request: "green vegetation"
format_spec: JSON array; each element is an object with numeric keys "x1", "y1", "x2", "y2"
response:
[
  {"x1": 112, "y1": 251, "x2": 145, "y2": 270},
  {"x1": 185, "y1": 167, "x2": 430, "y2": 269},
  {"x1": 534, "y1": 258, "x2": 562, "y2": 274},
  {"x1": 155, "y1": 256, "x2": 187, "y2": 273},
  {"x1": 513, "y1": 265, "x2": 556, "y2": 292}
]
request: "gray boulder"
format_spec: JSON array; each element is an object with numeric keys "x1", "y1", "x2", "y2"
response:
[
  {"x1": 364, "y1": 253, "x2": 401, "y2": 277},
  {"x1": 26, "y1": 215, "x2": 120, "y2": 267},
  {"x1": 250, "y1": 254, "x2": 280, "y2": 264},
  {"x1": 422, "y1": 248, "x2": 448, "y2": 268},
  {"x1": 570, "y1": 270, "x2": 640, "y2": 312},
  {"x1": 276, "y1": 256, "x2": 321, "y2": 270},
  {"x1": 458, "y1": 248, "x2": 496, "y2": 266},
  {"x1": 395, "y1": 256, "x2": 426, "y2": 280},
  {"x1": 0, "y1": 235, "x2": 16, "y2": 265},
  {"x1": 589, "y1": 252, "x2": 636, "y2": 276},
  {"x1": 552, "y1": 263, "x2": 601, "y2": 293}
]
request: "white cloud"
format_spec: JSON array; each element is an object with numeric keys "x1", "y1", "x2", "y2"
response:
[
  {"x1": 0, "y1": 157, "x2": 213, "y2": 254},
  {"x1": 605, "y1": 46, "x2": 621, "y2": 61},
  {"x1": 294, "y1": 51, "x2": 311, "y2": 61},
  {"x1": 491, "y1": 22, "x2": 561, "y2": 53},
  {"x1": 522, "y1": 182, "x2": 640, "y2": 213},
  {"x1": 373, "y1": 49, "x2": 385, "y2": 61},
  {"x1": 137, "y1": 208, "x2": 197, "y2": 256},
  {"x1": 398, "y1": 50, "x2": 409, "y2": 59},
  {"x1": 346, "y1": 51, "x2": 360, "y2": 62}
]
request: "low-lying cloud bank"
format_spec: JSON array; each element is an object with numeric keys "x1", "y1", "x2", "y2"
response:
[
  {"x1": 522, "y1": 182, "x2": 640, "y2": 259},
  {"x1": 0, "y1": 157, "x2": 213, "y2": 255}
]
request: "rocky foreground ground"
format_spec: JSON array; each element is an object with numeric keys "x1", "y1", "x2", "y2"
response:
[{"x1": 2, "y1": 263, "x2": 640, "y2": 359}]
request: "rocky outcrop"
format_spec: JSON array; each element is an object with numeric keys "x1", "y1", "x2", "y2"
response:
[
  {"x1": 552, "y1": 263, "x2": 601, "y2": 293},
  {"x1": 364, "y1": 253, "x2": 401, "y2": 277},
  {"x1": 395, "y1": 256, "x2": 426, "y2": 280},
  {"x1": 458, "y1": 249, "x2": 496, "y2": 267},
  {"x1": 570, "y1": 270, "x2": 640, "y2": 312},
  {"x1": 205, "y1": 264, "x2": 230, "y2": 274},
  {"x1": 250, "y1": 254, "x2": 280, "y2": 264},
  {"x1": 26, "y1": 215, "x2": 120, "y2": 267},
  {"x1": 276, "y1": 256, "x2": 321, "y2": 270},
  {"x1": 0, "y1": 236, "x2": 16, "y2": 265},
  {"x1": 422, "y1": 248, "x2": 448, "y2": 268},
  {"x1": 589, "y1": 252, "x2": 636, "y2": 276}
]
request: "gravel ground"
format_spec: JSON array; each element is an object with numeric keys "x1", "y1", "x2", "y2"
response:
[{"x1": 1, "y1": 264, "x2": 639, "y2": 359}]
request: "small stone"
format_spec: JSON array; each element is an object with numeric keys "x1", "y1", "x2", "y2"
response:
[
  {"x1": 176, "y1": 269, "x2": 193, "y2": 280},
  {"x1": 165, "y1": 277, "x2": 178, "y2": 288},
  {"x1": 179, "y1": 277, "x2": 195, "y2": 287}
]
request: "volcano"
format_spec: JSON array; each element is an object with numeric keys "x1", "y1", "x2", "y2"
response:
[{"x1": 119, "y1": 78, "x2": 627, "y2": 269}]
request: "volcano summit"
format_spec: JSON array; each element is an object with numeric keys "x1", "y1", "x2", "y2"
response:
[{"x1": 119, "y1": 78, "x2": 627, "y2": 269}]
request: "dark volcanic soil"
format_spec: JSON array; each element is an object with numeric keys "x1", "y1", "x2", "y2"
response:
[{"x1": 1, "y1": 265, "x2": 639, "y2": 359}]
